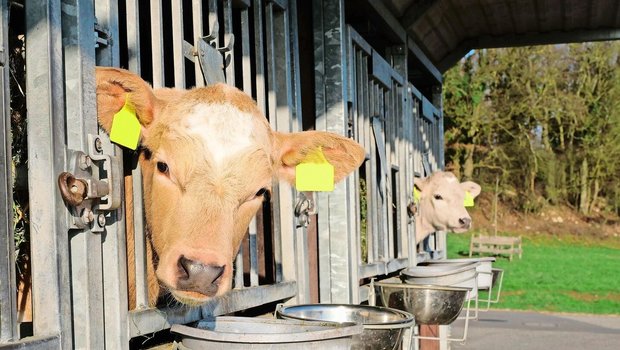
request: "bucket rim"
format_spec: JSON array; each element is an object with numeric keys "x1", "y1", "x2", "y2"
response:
[{"x1": 276, "y1": 303, "x2": 415, "y2": 329}]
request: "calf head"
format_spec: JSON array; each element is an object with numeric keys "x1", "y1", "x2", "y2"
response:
[
  {"x1": 414, "y1": 171, "x2": 481, "y2": 242},
  {"x1": 96, "y1": 67, "x2": 365, "y2": 306}
]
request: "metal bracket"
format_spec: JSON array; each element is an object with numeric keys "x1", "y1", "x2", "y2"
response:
[
  {"x1": 195, "y1": 20, "x2": 234, "y2": 85},
  {"x1": 294, "y1": 192, "x2": 316, "y2": 228},
  {"x1": 58, "y1": 135, "x2": 122, "y2": 232},
  {"x1": 94, "y1": 20, "x2": 111, "y2": 48}
]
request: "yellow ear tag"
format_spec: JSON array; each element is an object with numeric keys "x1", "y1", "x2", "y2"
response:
[
  {"x1": 413, "y1": 188, "x2": 421, "y2": 202},
  {"x1": 109, "y1": 97, "x2": 141, "y2": 150},
  {"x1": 464, "y1": 191, "x2": 475, "y2": 207},
  {"x1": 295, "y1": 147, "x2": 334, "y2": 192}
]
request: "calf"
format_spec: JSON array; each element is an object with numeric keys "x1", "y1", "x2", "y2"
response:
[
  {"x1": 96, "y1": 67, "x2": 365, "y2": 306},
  {"x1": 411, "y1": 171, "x2": 481, "y2": 243}
]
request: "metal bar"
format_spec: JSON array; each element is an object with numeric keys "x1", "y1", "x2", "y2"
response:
[
  {"x1": 0, "y1": 0, "x2": 17, "y2": 341},
  {"x1": 192, "y1": 0, "x2": 204, "y2": 87},
  {"x1": 133, "y1": 173, "x2": 149, "y2": 309},
  {"x1": 253, "y1": 0, "x2": 267, "y2": 115},
  {"x1": 239, "y1": 6, "x2": 252, "y2": 94},
  {"x1": 26, "y1": 1, "x2": 73, "y2": 347},
  {"x1": 249, "y1": 217, "x2": 259, "y2": 286},
  {"x1": 94, "y1": 2, "x2": 131, "y2": 348},
  {"x1": 62, "y1": 1, "x2": 105, "y2": 347},
  {"x1": 223, "y1": 0, "x2": 236, "y2": 86},
  {"x1": 264, "y1": 2, "x2": 284, "y2": 284},
  {"x1": 150, "y1": 0, "x2": 165, "y2": 87},
  {"x1": 172, "y1": 0, "x2": 186, "y2": 88},
  {"x1": 129, "y1": 282, "x2": 297, "y2": 338},
  {"x1": 125, "y1": 0, "x2": 141, "y2": 73},
  {"x1": 313, "y1": 0, "x2": 355, "y2": 304},
  {"x1": 0, "y1": 335, "x2": 61, "y2": 349}
]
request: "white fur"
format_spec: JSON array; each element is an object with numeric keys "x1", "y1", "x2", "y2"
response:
[{"x1": 184, "y1": 103, "x2": 256, "y2": 165}]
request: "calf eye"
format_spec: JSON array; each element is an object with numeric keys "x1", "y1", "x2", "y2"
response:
[
  {"x1": 256, "y1": 188, "x2": 268, "y2": 197},
  {"x1": 433, "y1": 194, "x2": 443, "y2": 200},
  {"x1": 156, "y1": 161, "x2": 169, "y2": 174}
]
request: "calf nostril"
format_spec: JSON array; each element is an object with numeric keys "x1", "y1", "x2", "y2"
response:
[
  {"x1": 459, "y1": 217, "x2": 472, "y2": 227},
  {"x1": 176, "y1": 256, "x2": 226, "y2": 296}
]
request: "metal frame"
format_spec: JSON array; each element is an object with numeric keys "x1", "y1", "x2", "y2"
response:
[{"x1": 2, "y1": 0, "x2": 447, "y2": 348}]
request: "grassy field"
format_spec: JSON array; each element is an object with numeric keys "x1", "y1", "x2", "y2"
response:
[{"x1": 447, "y1": 232, "x2": 620, "y2": 315}]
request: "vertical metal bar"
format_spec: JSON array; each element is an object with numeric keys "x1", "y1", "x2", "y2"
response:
[
  {"x1": 287, "y1": 0, "x2": 311, "y2": 304},
  {"x1": 62, "y1": 1, "x2": 104, "y2": 347},
  {"x1": 249, "y1": 217, "x2": 259, "y2": 286},
  {"x1": 344, "y1": 27, "x2": 360, "y2": 303},
  {"x1": 26, "y1": 1, "x2": 73, "y2": 347},
  {"x1": 0, "y1": 0, "x2": 17, "y2": 341},
  {"x1": 253, "y1": 0, "x2": 267, "y2": 115},
  {"x1": 126, "y1": 0, "x2": 141, "y2": 73},
  {"x1": 95, "y1": 2, "x2": 131, "y2": 348},
  {"x1": 313, "y1": 0, "x2": 355, "y2": 303},
  {"x1": 264, "y1": 2, "x2": 284, "y2": 284},
  {"x1": 192, "y1": 0, "x2": 204, "y2": 87},
  {"x1": 125, "y1": 0, "x2": 149, "y2": 310},
  {"x1": 150, "y1": 0, "x2": 165, "y2": 87},
  {"x1": 172, "y1": 0, "x2": 186, "y2": 88},
  {"x1": 223, "y1": 0, "x2": 235, "y2": 86},
  {"x1": 240, "y1": 6, "x2": 252, "y2": 94}
]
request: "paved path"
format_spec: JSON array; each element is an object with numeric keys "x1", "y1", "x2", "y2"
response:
[{"x1": 450, "y1": 310, "x2": 620, "y2": 350}]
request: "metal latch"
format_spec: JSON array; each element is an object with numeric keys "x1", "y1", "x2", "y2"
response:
[
  {"x1": 195, "y1": 20, "x2": 234, "y2": 85},
  {"x1": 58, "y1": 135, "x2": 122, "y2": 232},
  {"x1": 294, "y1": 192, "x2": 316, "y2": 228}
]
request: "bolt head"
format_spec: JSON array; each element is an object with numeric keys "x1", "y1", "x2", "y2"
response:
[
  {"x1": 97, "y1": 213, "x2": 106, "y2": 227},
  {"x1": 94, "y1": 138, "x2": 103, "y2": 153}
]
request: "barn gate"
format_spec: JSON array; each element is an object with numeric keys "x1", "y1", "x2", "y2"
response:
[{"x1": 0, "y1": 0, "x2": 446, "y2": 348}]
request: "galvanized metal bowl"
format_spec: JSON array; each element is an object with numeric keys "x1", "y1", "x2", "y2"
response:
[
  {"x1": 421, "y1": 257, "x2": 496, "y2": 289},
  {"x1": 375, "y1": 280, "x2": 469, "y2": 325},
  {"x1": 400, "y1": 262, "x2": 479, "y2": 299},
  {"x1": 171, "y1": 316, "x2": 363, "y2": 350},
  {"x1": 276, "y1": 304, "x2": 415, "y2": 350}
]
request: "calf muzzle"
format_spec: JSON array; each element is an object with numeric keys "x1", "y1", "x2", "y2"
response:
[{"x1": 176, "y1": 256, "x2": 225, "y2": 296}]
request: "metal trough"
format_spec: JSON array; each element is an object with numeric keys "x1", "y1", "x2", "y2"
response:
[{"x1": 170, "y1": 316, "x2": 363, "y2": 350}]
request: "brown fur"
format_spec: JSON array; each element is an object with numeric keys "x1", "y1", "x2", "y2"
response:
[{"x1": 96, "y1": 67, "x2": 365, "y2": 307}]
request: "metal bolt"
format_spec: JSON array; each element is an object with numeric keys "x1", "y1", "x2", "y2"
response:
[
  {"x1": 79, "y1": 154, "x2": 92, "y2": 170},
  {"x1": 82, "y1": 208, "x2": 94, "y2": 223},
  {"x1": 97, "y1": 213, "x2": 106, "y2": 227},
  {"x1": 94, "y1": 137, "x2": 103, "y2": 153}
]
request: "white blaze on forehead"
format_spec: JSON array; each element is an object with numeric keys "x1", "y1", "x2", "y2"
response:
[{"x1": 184, "y1": 103, "x2": 257, "y2": 165}]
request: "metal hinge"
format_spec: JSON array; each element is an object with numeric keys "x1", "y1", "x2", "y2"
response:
[{"x1": 58, "y1": 135, "x2": 122, "y2": 233}]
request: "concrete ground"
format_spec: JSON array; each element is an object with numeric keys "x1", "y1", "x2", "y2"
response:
[{"x1": 450, "y1": 309, "x2": 620, "y2": 350}]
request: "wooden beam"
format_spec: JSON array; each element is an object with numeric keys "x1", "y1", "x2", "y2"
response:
[
  {"x1": 437, "y1": 28, "x2": 620, "y2": 72},
  {"x1": 400, "y1": 0, "x2": 438, "y2": 29}
]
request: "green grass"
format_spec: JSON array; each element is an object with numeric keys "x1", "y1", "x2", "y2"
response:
[{"x1": 447, "y1": 232, "x2": 620, "y2": 315}]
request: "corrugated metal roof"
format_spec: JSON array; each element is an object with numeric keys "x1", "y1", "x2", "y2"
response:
[{"x1": 382, "y1": 0, "x2": 620, "y2": 71}]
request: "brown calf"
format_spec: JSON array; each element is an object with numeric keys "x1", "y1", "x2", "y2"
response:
[{"x1": 96, "y1": 67, "x2": 365, "y2": 307}]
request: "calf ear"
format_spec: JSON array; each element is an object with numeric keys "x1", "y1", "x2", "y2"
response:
[
  {"x1": 413, "y1": 177, "x2": 427, "y2": 192},
  {"x1": 274, "y1": 131, "x2": 365, "y2": 185},
  {"x1": 461, "y1": 181, "x2": 481, "y2": 198},
  {"x1": 95, "y1": 67, "x2": 157, "y2": 133}
]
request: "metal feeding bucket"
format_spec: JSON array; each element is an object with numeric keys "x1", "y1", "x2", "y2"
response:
[
  {"x1": 400, "y1": 262, "x2": 480, "y2": 299},
  {"x1": 373, "y1": 279, "x2": 473, "y2": 342},
  {"x1": 170, "y1": 316, "x2": 363, "y2": 350},
  {"x1": 420, "y1": 257, "x2": 495, "y2": 289},
  {"x1": 276, "y1": 304, "x2": 415, "y2": 350},
  {"x1": 374, "y1": 280, "x2": 469, "y2": 325}
]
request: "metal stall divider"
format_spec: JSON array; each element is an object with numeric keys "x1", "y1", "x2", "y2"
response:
[{"x1": 0, "y1": 0, "x2": 17, "y2": 344}]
